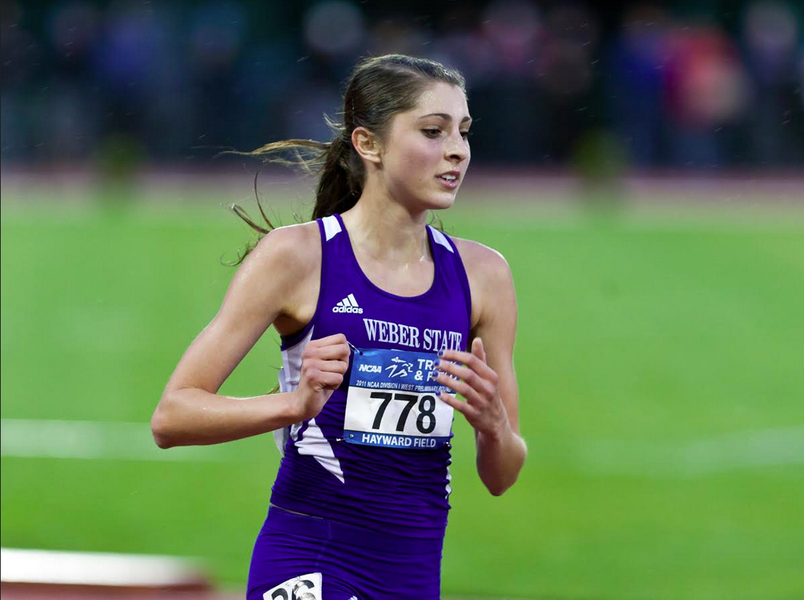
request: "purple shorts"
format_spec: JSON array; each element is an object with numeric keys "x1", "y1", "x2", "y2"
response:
[{"x1": 247, "y1": 505, "x2": 444, "y2": 600}]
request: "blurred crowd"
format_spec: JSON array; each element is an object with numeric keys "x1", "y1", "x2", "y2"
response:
[{"x1": 2, "y1": 0, "x2": 803, "y2": 170}]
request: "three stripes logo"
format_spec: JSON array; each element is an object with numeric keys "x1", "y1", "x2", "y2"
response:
[{"x1": 332, "y1": 293, "x2": 363, "y2": 314}]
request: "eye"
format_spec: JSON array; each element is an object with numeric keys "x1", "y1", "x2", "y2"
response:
[
  {"x1": 422, "y1": 128, "x2": 441, "y2": 138},
  {"x1": 461, "y1": 131, "x2": 472, "y2": 140}
]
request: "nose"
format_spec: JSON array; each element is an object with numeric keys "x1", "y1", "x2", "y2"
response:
[{"x1": 446, "y1": 130, "x2": 469, "y2": 163}]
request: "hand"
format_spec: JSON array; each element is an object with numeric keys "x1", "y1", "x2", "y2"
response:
[
  {"x1": 433, "y1": 337, "x2": 509, "y2": 439},
  {"x1": 295, "y1": 333, "x2": 351, "y2": 420}
]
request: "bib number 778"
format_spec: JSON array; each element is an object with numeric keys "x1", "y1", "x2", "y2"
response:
[{"x1": 369, "y1": 391, "x2": 437, "y2": 434}]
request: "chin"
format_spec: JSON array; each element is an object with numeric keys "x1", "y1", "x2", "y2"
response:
[
  {"x1": 397, "y1": 185, "x2": 458, "y2": 212},
  {"x1": 424, "y1": 190, "x2": 459, "y2": 211},
  {"x1": 431, "y1": 198, "x2": 456, "y2": 211},
  {"x1": 415, "y1": 198, "x2": 454, "y2": 213}
]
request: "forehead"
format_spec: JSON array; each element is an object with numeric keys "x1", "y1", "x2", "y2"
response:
[{"x1": 404, "y1": 82, "x2": 470, "y2": 121}]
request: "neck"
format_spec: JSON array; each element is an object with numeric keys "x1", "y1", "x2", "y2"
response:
[{"x1": 340, "y1": 186, "x2": 431, "y2": 265}]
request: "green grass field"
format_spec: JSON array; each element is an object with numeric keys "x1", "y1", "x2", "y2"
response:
[{"x1": 2, "y1": 189, "x2": 803, "y2": 599}]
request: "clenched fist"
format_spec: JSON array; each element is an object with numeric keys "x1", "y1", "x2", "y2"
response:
[{"x1": 294, "y1": 333, "x2": 352, "y2": 420}]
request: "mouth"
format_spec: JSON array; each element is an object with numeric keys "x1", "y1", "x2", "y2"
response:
[{"x1": 435, "y1": 171, "x2": 461, "y2": 190}]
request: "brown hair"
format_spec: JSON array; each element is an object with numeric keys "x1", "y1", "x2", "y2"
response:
[{"x1": 227, "y1": 54, "x2": 466, "y2": 263}]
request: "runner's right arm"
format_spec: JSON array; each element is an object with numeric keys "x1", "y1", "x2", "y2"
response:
[{"x1": 151, "y1": 225, "x2": 351, "y2": 449}]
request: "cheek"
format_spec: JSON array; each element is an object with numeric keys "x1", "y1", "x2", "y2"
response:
[{"x1": 397, "y1": 142, "x2": 440, "y2": 179}]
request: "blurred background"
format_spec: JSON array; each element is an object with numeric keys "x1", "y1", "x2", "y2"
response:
[
  {"x1": 2, "y1": 1, "x2": 803, "y2": 599},
  {"x1": 2, "y1": 0, "x2": 804, "y2": 170}
]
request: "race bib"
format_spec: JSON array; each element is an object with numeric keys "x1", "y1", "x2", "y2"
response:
[{"x1": 344, "y1": 348, "x2": 454, "y2": 449}]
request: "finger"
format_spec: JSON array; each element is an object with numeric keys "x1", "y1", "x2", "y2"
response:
[
  {"x1": 435, "y1": 355, "x2": 497, "y2": 392},
  {"x1": 472, "y1": 337, "x2": 486, "y2": 363},
  {"x1": 318, "y1": 359, "x2": 350, "y2": 375},
  {"x1": 435, "y1": 360, "x2": 494, "y2": 399},
  {"x1": 306, "y1": 343, "x2": 350, "y2": 361},
  {"x1": 438, "y1": 349, "x2": 495, "y2": 381},
  {"x1": 314, "y1": 371, "x2": 344, "y2": 390},
  {"x1": 437, "y1": 390, "x2": 478, "y2": 420},
  {"x1": 433, "y1": 371, "x2": 483, "y2": 405},
  {"x1": 303, "y1": 367, "x2": 331, "y2": 389},
  {"x1": 313, "y1": 333, "x2": 349, "y2": 347},
  {"x1": 306, "y1": 358, "x2": 349, "y2": 375}
]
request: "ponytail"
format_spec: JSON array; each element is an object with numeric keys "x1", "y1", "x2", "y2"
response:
[
  {"x1": 224, "y1": 130, "x2": 357, "y2": 264},
  {"x1": 312, "y1": 130, "x2": 362, "y2": 220}
]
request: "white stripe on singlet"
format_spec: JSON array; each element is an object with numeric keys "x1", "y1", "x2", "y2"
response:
[
  {"x1": 274, "y1": 327, "x2": 313, "y2": 456},
  {"x1": 296, "y1": 417, "x2": 345, "y2": 484},
  {"x1": 275, "y1": 326, "x2": 345, "y2": 483},
  {"x1": 322, "y1": 215, "x2": 342, "y2": 241},
  {"x1": 428, "y1": 226, "x2": 454, "y2": 253}
]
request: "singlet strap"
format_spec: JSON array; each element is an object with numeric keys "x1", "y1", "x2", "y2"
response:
[
  {"x1": 430, "y1": 227, "x2": 473, "y2": 347},
  {"x1": 321, "y1": 215, "x2": 342, "y2": 241},
  {"x1": 428, "y1": 225, "x2": 454, "y2": 254}
]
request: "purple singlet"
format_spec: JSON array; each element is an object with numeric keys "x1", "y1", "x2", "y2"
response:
[{"x1": 248, "y1": 214, "x2": 472, "y2": 599}]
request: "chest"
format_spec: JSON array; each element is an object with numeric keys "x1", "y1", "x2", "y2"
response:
[
  {"x1": 353, "y1": 254, "x2": 435, "y2": 298},
  {"x1": 321, "y1": 291, "x2": 467, "y2": 358}
]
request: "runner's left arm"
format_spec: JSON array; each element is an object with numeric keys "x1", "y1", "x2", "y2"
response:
[{"x1": 434, "y1": 248, "x2": 526, "y2": 496}]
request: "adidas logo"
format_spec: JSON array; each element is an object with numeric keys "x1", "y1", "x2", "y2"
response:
[{"x1": 332, "y1": 293, "x2": 364, "y2": 314}]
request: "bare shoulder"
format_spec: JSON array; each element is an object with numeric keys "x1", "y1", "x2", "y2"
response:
[
  {"x1": 451, "y1": 236, "x2": 515, "y2": 329},
  {"x1": 247, "y1": 220, "x2": 321, "y2": 272},
  {"x1": 451, "y1": 237, "x2": 512, "y2": 284},
  {"x1": 224, "y1": 220, "x2": 321, "y2": 333}
]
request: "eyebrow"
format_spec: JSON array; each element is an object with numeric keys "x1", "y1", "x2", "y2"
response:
[{"x1": 418, "y1": 113, "x2": 472, "y2": 124}]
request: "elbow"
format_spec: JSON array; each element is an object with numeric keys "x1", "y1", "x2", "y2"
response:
[
  {"x1": 485, "y1": 480, "x2": 514, "y2": 497},
  {"x1": 151, "y1": 401, "x2": 177, "y2": 449}
]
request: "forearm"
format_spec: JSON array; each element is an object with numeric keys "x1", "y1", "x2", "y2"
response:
[
  {"x1": 475, "y1": 420, "x2": 527, "y2": 496},
  {"x1": 151, "y1": 387, "x2": 302, "y2": 449}
]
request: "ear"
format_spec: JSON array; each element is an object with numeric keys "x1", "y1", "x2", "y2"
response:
[{"x1": 351, "y1": 127, "x2": 382, "y2": 166}]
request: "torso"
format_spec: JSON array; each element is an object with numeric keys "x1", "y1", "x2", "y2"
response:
[{"x1": 268, "y1": 213, "x2": 475, "y2": 539}]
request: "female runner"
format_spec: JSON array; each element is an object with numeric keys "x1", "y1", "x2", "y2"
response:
[{"x1": 152, "y1": 54, "x2": 527, "y2": 600}]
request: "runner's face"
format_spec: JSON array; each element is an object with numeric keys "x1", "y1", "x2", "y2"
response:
[{"x1": 381, "y1": 82, "x2": 471, "y2": 211}]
